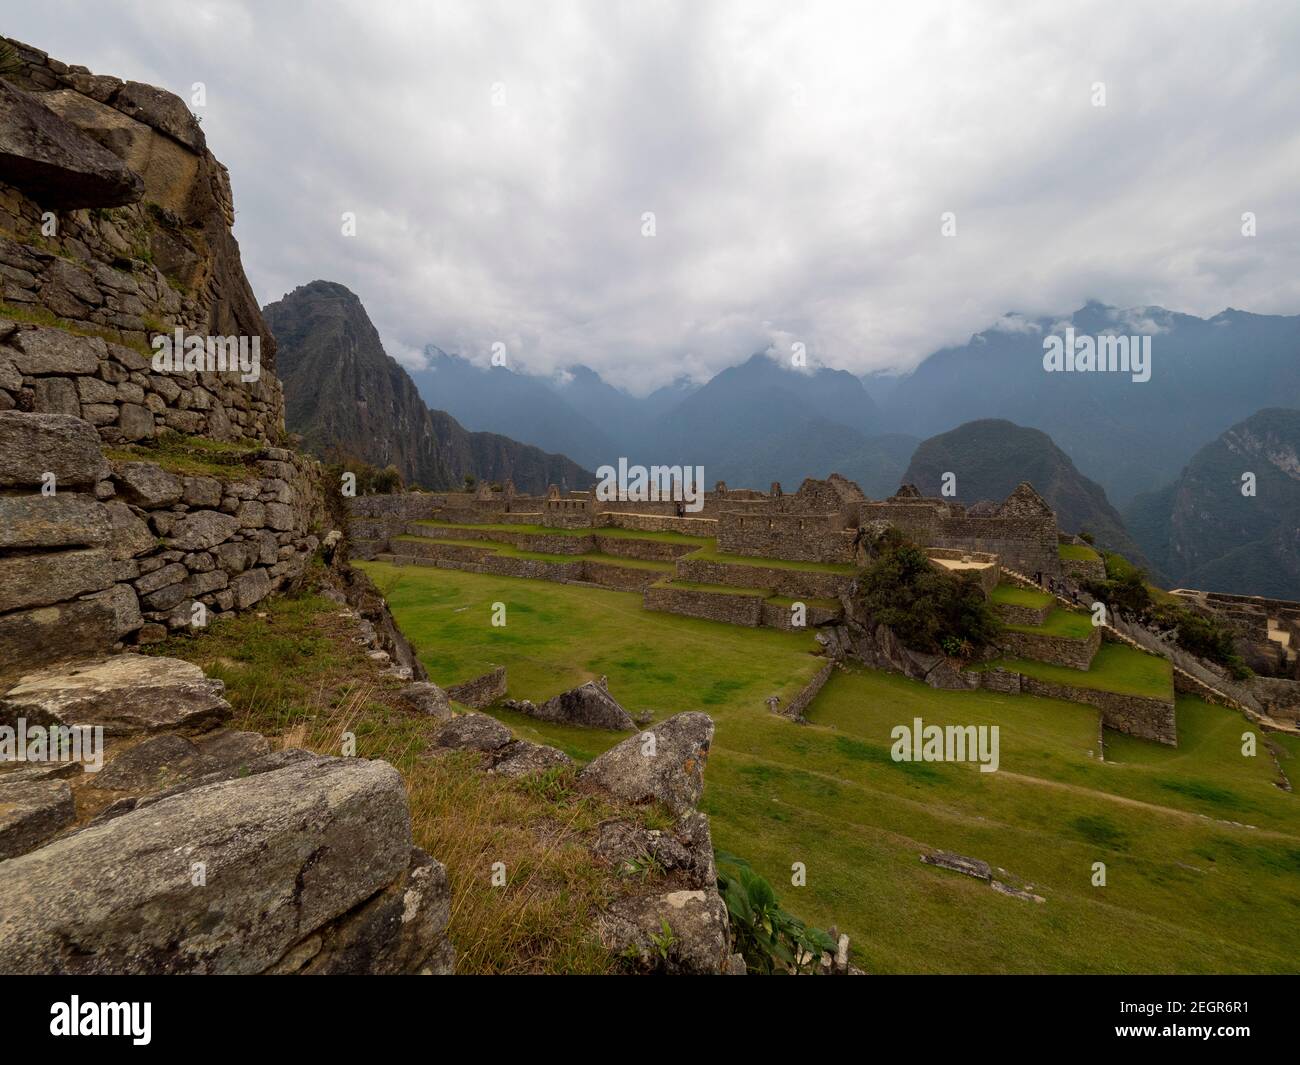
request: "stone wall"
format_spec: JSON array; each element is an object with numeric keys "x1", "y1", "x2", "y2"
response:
[
  {"x1": 446, "y1": 666, "x2": 507, "y2": 709},
  {"x1": 0, "y1": 412, "x2": 325, "y2": 674},
  {"x1": 0, "y1": 40, "x2": 332, "y2": 673},
  {"x1": 0, "y1": 39, "x2": 286, "y2": 445},
  {"x1": 716, "y1": 511, "x2": 856, "y2": 564},
  {"x1": 761, "y1": 600, "x2": 842, "y2": 630},
  {"x1": 973, "y1": 666, "x2": 1177, "y2": 745},
  {"x1": 997, "y1": 627, "x2": 1100, "y2": 670},
  {"x1": 595, "y1": 512, "x2": 717, "y2": 536},
  {"x1": 859, "y1": 483, "x2": 1062, "y2": 578},
  {"x1": 994, "y1": 600, "x2": 1052, "y2": 627},
  {"x1": 675, "y1": 556, "x2": 852, "y2": 600},
  {"x1": 779, "y1": 661, "x2": 835, "y2": 721},
  {"x1": 1060, "y1": 554, "x2": 1106, "y2": 583},
  {"x1": 1250, "y1": 676, "x2": 1300, "y2": 726},
  {"x1": 643, "y1": 582, "x2": 765, "y2": 626}
]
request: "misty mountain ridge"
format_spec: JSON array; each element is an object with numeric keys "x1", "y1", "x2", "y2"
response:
[{"x1": 410, "y1": 301, "x2": 1299, "y2": 508}]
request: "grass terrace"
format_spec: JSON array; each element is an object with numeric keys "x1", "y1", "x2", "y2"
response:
[
  {"x1": 990, "y1": 583, "x2": 1055, "y2": 610},
  {"x1": 1059, "y1": 543, "x2": 1102, "y2": 563},
  {"x1": 357, "y1": 560, "x2": 1300, "y2": 973},
  {"x1": 104, "y1": 430, "x2": 265, "y2": 480},
  {"x1": 1005, "y1": 608, "x2": 1097, "y2": 640},
  {"x1": 981, "y1": 643, "x2": 1174, "y2": 700}
]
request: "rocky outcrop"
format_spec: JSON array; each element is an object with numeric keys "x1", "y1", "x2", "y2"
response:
[
  {"x1": 488, "y1": 740, "x2": 573, "y2": 778},
  {"x1": 0, "y1": 37, "x2": 285, "y2": 441},
  {"x1": 394, "y1": 681, "x2": 451, "y2": 720},
  {"x1": 597, "y1": 890, "x2": 730, "y2": 975},
  {"x1": 507, "y1": 677, "x2": 636, "y2": 730},
  {"x1": 340, "y1": 565, "x2": 428, "y2": 682},
  {"x1": 0, "y1": 79, "x2": 143, "y2": 207},
  {"x1": 817, "y1": 589, "x2": 982, "y2": 692},
  {"x1": 579, "y1": 712, "x2": 713, "y2": 814},
  {"x1": 0, "y1": 654, "x2": 453, "y2": 975},
  {"x1": 0, "y1": 755, "x2": 448, "y2": 974},
  {"x1": 0, "y1": 655, "x2": 230, "y2": 735},
  {"x1": 433, "y1": 712, "x2": 513, "y2": 752}
]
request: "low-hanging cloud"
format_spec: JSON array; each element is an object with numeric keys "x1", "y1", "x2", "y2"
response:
[{"x1": 12, "y1": 0, "x2": 1300, "y2": 393}]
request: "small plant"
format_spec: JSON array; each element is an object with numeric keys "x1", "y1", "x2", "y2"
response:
[
  {"x1": 618, "y1": 853, "x2": 665, "y2": 881},
  {"x1": 715, "y1": 851, "x2": 836, "y2": 974},
  {"x1": 648, "y1": 918, "x2": 676, "y2": 962}
]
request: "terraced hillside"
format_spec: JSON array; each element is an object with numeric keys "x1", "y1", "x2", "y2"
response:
[{"x1": 357, "y1": 557, "x2": 1300, "y2": 973}]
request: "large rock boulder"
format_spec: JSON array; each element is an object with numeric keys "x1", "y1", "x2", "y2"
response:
[
  {"x1": 0, "y1": 79, "x2": 143, "y2": 207},
  {"x1": 274, "y1": 846, "x2": 453, "y2": 975},
  {"x1": 88, "y1": 729, "x2": 270, "y2": 794},
  {"x1": 0, "y1": 755, "x2": 430, "y2": 974},
  {"x1": 597, "y1": 889, "x2": 730, "y2": 975},
  {"x1": 579, "y1": 712, "x2": 713, "y2": 814},
  {"x1": 488, "y1": 740, "x2": 572, "y2": 778},
  {"x1": 394, "y1": 681, "x2": 450, "y2": 721},
  {"x1": 0, "y1": 589, "x2": 141, "y2": 677},
  {"x1": 433, "y1": 712, "x2": 512, "y2": 752},
  {"x1": 0, "y1": 655, "x2": 231, "y2": 736},
  {"x1": 591, "y1": 810, "x2": 716, "y2": 889},
  {"x1": 526, "y1": 678, "x2": 636, "y2": 730}
]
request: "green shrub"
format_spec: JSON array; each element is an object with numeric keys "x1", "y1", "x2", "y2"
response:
[
  {"x1": 715, "y1": 851, "x2": 836, "y2": 974},
  {"x1": 855, "y1": 530, "x2": 1001, "y2": 657},
  {"x1": 324, "y1": 457, "x2": 404, "y2": 496}
]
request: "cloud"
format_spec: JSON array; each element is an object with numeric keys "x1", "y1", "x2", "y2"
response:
[{"x1": 12, "y1": 0, "x2": 1300, "y2": 393}]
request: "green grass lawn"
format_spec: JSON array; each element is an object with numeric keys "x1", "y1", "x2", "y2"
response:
[
  {"x1": 984, "y1": 643, "x2": 1173, "y2": 699},
  {"x1": 991, "y1": 583, "x2": 1054, "y2": 609},
  {"x1": 1006, "y1": 608, "x2": 1096, "y2": 640},
  {"x1": 1060, "y1": 543, "x2": 1102, "y2": 562},
  {"x1": 359, "y1": 560, "x2": 1300, "y2": 973}
]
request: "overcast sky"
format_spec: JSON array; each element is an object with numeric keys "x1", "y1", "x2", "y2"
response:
[{"x1": 13, "y1": 1, "x2": 1300, "y2": 392}]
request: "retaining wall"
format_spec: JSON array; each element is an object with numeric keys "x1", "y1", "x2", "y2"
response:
[{"x1": 642, "y1": 583, "x2": 765, "y2": 626}]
